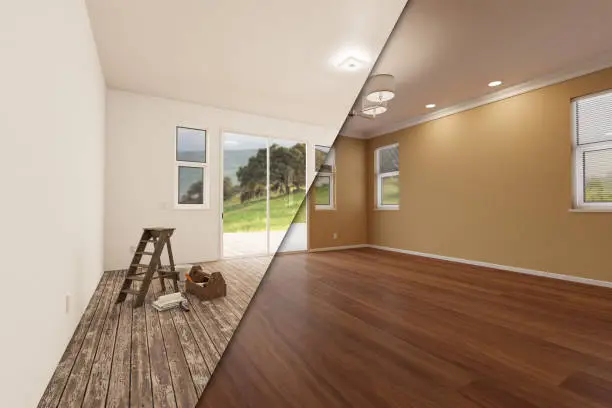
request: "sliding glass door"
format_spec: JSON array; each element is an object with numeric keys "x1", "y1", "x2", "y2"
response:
[
  {"x1": 269, "y1": 139, "x2": 307, "y2": 253},
  {"x1": 222, "y1": 133, "x2": 269, "y2": 257},
  {"x1": 222, "y1": 133, "x2": 307, "y2": 257}
]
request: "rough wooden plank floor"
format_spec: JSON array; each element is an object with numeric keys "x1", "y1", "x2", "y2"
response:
[
  {"x1": 37, "y1": 256, "x2": 270, "y2": 408},
  {"x1": 198, "y1": 248, "x2": 612, "y2": 408}
]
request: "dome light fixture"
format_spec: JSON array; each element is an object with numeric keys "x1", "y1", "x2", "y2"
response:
[{"x1": 364, "y1": 74, "x2": 396, "y2": 103}]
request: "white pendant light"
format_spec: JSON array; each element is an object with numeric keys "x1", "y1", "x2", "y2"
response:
[
  {"x1": 361, "y1": 98, "x2": 388, "y2": 117},
  {"x1": 362, "y1": 105, "x2": 388, "y2": 116},
  {"x1": 365, "y1": 74, "x2": 396, "y2": 103}
]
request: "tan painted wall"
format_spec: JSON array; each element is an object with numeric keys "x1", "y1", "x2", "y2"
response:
[
  {"x1": 308, "y1": 136, "x2": 368, "y2": 249},
  {"x1": 366, "y1": 68, "x2": 612, "y2": 281}
]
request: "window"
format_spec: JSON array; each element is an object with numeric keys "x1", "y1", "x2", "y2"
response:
[
  {"x1": 176, "y1": 126, "x2": 208, "y2": 208},
  {"x1": 375, "y1": 143, "x2": 399, "y2": 209},
  {"x1": 314, "y1": 145, "x2": 335, "y2": 209},
  {"x1": 573, "y1": 91, "x2": 612, "y2": 209}
]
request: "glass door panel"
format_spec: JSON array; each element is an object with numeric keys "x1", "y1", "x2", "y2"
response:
[
  {"x1": 222, "y1": 133, "x2": 268, "y2": 257},
  {"x1": 269, "y1": 139, "x2": 307, "y2": 253}
]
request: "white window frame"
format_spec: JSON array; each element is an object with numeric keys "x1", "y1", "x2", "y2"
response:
[
  {"x1": 314, "y1": 145, "x2": 335, "y2": 210},
  {"x1": 175, "y1": 126, "x2": 209, "y2": 210},
  {"x1": 572, "y1": 93, "x2": 612, "y2": 211},
  {"x1": 375, "y1": 143, "x2": 399, "y2": 210}
]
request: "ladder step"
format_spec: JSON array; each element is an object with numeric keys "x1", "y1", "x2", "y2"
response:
[
  {"x1": 135, "y1": 251, "x2": 155, "y2": 256},
  {"x1": 125, "y1": 273, "x2": 177, "y2": 281},
  {"x1": 125, "y1": 275, "x2": 146, "y2": 281},
  {"x1": 131, "y1": 263, "x2": 152, "y2": 269},
  {"x1": 120, "y1": 289, "x2": 140, "y2": 296}
]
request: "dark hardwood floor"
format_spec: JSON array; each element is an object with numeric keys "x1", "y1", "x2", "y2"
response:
[{"x1": 197, "y1": 248, "x2": 612, "y2": 408}]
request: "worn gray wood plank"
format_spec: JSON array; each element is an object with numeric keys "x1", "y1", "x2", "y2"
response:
[
  {"x1": 82, "y1": 271, "x2": 126, "y2": 407},
  {"x1": 189, "y1": 297, "x2": 229, "y2": 354},
  {"x1": 59, "y1": 272, "x2": 122, "y2": 408},
  {"x1": 203, "y1": 300, "x2": 236, "y2": 340},
  {"x1": 37, "y1": 256, "x2": 271, "y2": 408},
  {"x1": 130, "y1": 281, "x2": 153, "y2": 408},
  {"x1": 213, "y1": 297, "x2": 242, "y2": 325},
  {"x1": 37, "y1": 272, "x2": 111, "y2": 408},
  {"x1": 106, "y1": 275, "x2": 133, "y2": 408},
  {"x1": 180, "y1": 296, "x2": 221, "y2": 376},
  {"x1": 152, "y1": 280, "x2": 198, "y2": 408},
  {"x1": 159, "y1": 285, "x2": 211, "y2": 395},
  {"x1": 144, "y1": 280, "x2": 176, "y2": 408}
]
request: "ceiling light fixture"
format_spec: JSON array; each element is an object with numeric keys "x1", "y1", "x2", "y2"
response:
[
  {"x1": 338, "y1": 56, "x2": 365, "y2": 71},
  {"x1": 365, "y1": 74, "x2": 396, "y2": 103},
  {"x1": 426, "y1": 103, "x2": 436, "y2": 109},
  {"x1": 360, "y1": 98, "x2": 388, "y2": 118},
  {"x1": 362, "y1": 104, "x2": 388, "y2": 117},
  {"x1": 488, "y1": 80, "x2": 503, "y2": 87}
]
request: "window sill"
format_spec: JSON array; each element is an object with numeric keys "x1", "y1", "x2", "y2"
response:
[
  {"x1": 174, "y1": 205, "x2": 210, "y2": 211},
  {"x1": 315, "y1": 206, "x2": 335, "y2": 211},
  {"x1": 569, "y1": 208, "x2": 612, "y2": 213},
  {"x1": 374, "y1": 206, "x2": 399, "y2": 211}
]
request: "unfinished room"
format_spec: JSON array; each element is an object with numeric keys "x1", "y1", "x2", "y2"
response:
[{"x1": 4, "y1": 0, "x2": 612, "y2": 408}]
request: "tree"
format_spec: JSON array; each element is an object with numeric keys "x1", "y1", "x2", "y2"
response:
[
  {"x1": 236, "y1": 144, "x2": 306, "y2": 201},
  {"x1": 180, "y1": 181, "x2": 203, "y2": 204},
  {"x1": 223, "y1": 177, "x2": 234, "y2": 201}
]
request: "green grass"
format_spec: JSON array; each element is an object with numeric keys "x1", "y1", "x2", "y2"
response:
[
  {"x1": 314, "y1": 183, "x2": 330, "y2": 205},
  {"x1": 223, "y1": 191, "x2": 306, "y2": 233},
  {"x1": 585, "y1": 178, "x2": 612, "y2": 202},
  {"x1": 382, "y1": 176, "x2": 399, "y2": 205}
]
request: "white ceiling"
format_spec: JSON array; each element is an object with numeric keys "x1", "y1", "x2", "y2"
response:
[
  {"x1": 85, "y1": 0, "x2": 407, "y2": 128},
  {"x1": 342, "y1": 0, "x2": 612, "y2": 138}
]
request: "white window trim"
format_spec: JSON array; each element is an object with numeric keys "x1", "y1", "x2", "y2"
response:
[
  {"x1": 315, "y1": 145, "x2": 336, "y2": 210},
  {"x1": 572, "y1": 96, "x2": 612, "y2": 211},
  {"x1": 175, "y1": 126, "x2": 209, "y2": 210},
  {"x1": 375, "y1": 143, "x2": 399, "y2": 210}
]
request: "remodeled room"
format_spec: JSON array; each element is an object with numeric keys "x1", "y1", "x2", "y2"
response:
[
  {"x1": 199, "y1": 1, "x2": 612, "y2": 407},
  {"x1": 4, "y1": 1, "x2": 612, "y2": 407}
]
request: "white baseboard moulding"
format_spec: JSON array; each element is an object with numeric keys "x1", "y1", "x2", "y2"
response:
[
  {"x1": 308, "y1": 243, "x2": 612, "y2": 289},
  {"x1": 308, "y1": 244, "x2": 369, "y2": 253},
  {"x1": 368, "y1": 244, "x2": 612, "y2": 289}
]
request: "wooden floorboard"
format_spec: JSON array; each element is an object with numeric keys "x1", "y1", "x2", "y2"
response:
[
  {"x1": 37, "y1": 272, "x2": 111, "y2": 408},
  {"x1": 59, "y1": 272, "x2": 122, "y2": 408},
  {"x1": 130, "y1": 281, "x2": 152, "y2": 408},
  {"x1": 82, "y1": 271, "x2": 126, "y2": 407},
  {"x1": 197, "y1": 248, "x2": 612, "y2": 408},
  {"x1": 38, "y1": 257, "x2": 270, "y2": 407}
]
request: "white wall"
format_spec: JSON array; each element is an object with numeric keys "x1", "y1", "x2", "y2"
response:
[
  {"x1": 105, "y1": 90, "x2": 337, "y2": 270},
  {"x1": 0, "y1": 1, "x2": 105, "y2": 407}
]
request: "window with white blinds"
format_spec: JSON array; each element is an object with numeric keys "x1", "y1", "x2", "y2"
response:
[
  {"x1": 573, "y1": 90, "x2": 612, "y2": 208},
  {"x1": 375, "y1": 143, "x2": 399, "y2": 209}
]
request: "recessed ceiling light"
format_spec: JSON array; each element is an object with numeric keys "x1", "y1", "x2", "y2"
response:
[
  {"x1": 425, "y1": 103, "x2": 436, "y2": 109},
  {"x1": 488, "y1": 80, "x2": 503, "y2": 87},
  {"x1": 338, "y1": 56, "x2": 365, "y2": 71}
]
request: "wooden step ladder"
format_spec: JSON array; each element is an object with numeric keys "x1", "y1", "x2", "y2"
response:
[{"x1": 116, "y1": 227, "x2": 180, "y2": 308}]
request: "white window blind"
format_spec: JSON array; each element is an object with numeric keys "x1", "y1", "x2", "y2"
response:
[
  {"x1": 576, "y1": 92, "x2": 612, "y2": 145},
  {"x1": 573, "y1": 90, "x2": 612, "y2": 208}
]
